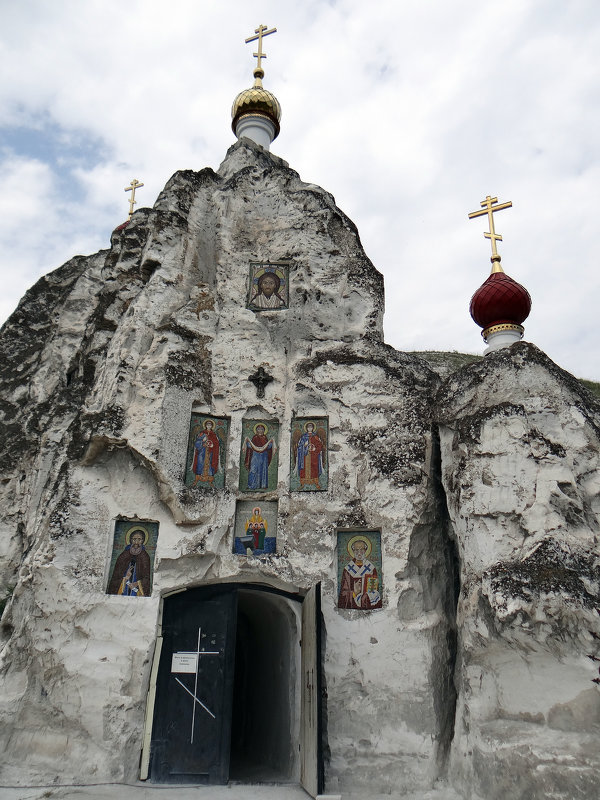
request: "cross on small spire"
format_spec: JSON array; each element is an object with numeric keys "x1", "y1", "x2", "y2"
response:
[
  {"x1": 245, "y1": 24, "x2": 277, "y2": 78},
  {"x1": 468, "y1": 195, "x2": 512, "y2": 268},
  {"x1": 125, "y1": 178, "x2": 144, "y2": 219}
]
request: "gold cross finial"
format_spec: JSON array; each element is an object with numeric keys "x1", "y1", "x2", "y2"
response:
[
  {"x1": 125, "y1": 178, "x2": 144, "y2": 219},
  {"x1": 245, "y1": 24, "x2": 277, "y2": 83},
  {"x1": 468, "y1": 195, "x2": 512, "y2": 273}
]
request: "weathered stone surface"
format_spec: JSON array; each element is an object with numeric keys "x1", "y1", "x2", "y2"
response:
[
  {"x1": 437, "y1": 342, "x2": 600, "y2": 798},
  {"x1": 0, "y1": 140, "x2": 598, "y2": 799}
]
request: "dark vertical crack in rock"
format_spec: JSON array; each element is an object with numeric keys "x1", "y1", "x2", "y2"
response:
[
  {"x1": 431, "y1": 421, "x2": 460, "y2": 774},
  {"x1": 397, "y1": 424, "x2": 460, "y2": 776}
]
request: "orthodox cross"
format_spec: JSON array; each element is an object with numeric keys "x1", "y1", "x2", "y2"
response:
[
  {"x1": 125, "y1": 178, "x2": 144, "y2": 219},
  {"x1": 172, "y1": 627, "x2": 220, "y2": 744},
  {"x1": 245, "y1": 24, "x2": 277, "y2": 74},
  {"x1": 249, "y1": 366, "x2": 274, "y2": 398},
  {"x1": 468, "y1": 195, "x2": 512, "y2": 261}
]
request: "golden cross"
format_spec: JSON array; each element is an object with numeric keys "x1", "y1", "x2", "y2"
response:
[
  {"x1": 245, "y1": 24, "x2": 277, "y2": 74},
  {"x1": 468, "y1": 195, "x2": 512, "y2": 262},
  {"x1": 125, "y1": 178, "x2": 144, "y2": 219}
]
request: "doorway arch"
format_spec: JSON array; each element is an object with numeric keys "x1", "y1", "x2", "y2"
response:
[{"x1": 143, "y1": 582, "x2": 321, "y2": 793}]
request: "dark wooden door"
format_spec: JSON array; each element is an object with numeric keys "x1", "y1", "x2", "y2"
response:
[{"x1": 150, "y1": 586, "x2": 238, "y2": 784}]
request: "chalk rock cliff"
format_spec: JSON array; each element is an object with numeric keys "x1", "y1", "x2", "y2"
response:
[
  {"x1": 0, "y1": 139, "x2": 598, "y2": 799},
  {"x1": 437, "y1": 343, "x2": 600, "y2": 798}
]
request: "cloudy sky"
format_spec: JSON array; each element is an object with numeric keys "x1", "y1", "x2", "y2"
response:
[{"x1": 1, "y1": 0, "x2": 599, "y2": 380}]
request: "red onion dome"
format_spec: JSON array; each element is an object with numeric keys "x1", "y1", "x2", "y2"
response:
[{"x1": 470, "y1": 270, "x2": 531, "y2": 330}]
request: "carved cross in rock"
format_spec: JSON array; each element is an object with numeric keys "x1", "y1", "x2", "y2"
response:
[{"x1": 248, "y1": 366, "x2": 273, "y2": 398}]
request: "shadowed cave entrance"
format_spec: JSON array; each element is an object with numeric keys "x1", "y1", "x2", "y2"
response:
[
  {"x1": 229, "y1": 588, "x2": 301, "y2": 782},
  {"x1": 147, "y1": 583, "x2": 323, "y2": 790}
]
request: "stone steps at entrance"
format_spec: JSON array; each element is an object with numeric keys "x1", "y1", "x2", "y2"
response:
[
  {"x1": 0, "y1": 784, "x2": 310, "y2": 800},
  {"x1": 0, "y1": 783, "x2": 465, "y2": 800}
]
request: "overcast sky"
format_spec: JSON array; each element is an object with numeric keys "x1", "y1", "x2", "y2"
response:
[{"x1": 1, "y1": 0, "x2": 599, "y2": 380}]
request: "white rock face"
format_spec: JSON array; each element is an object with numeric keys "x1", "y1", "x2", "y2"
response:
[
  {"x1": 437, "y1": 343, "x2": 600, "y2": 799},
  {"x1": 0, "y1": 140, "x2": 598, "y2": 799}
]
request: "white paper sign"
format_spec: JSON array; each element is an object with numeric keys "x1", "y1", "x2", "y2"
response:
[{"x1": 171, "y1": 652, "x2": 198, "y2": 673}]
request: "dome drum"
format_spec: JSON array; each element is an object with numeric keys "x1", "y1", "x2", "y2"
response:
[
  {"x1": 234, "y1": 113, "x2": 279, "y2": 150},
  {"x1": 481, "y1": 321, "x2": 524, "y2": 342}
]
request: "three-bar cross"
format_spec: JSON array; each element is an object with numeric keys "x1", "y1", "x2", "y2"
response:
[
  {"x1": 245, "y1": 24, "x2": 277, "y2": 73},
  {"x1": 125, "y1": 178, "x2": 144, "y2": 219},
  {"x1": 468, "y1": 195, "x2": 512, "y2": 261}
]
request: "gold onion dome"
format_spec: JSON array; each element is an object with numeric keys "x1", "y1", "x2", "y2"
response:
[{"x1": 231, "y1": 69, "x2": 281, "y2": 140}]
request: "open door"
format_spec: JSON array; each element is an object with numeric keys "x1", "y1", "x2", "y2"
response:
[
  {"x1": 146, "y1": 582, "x2": 320, "y2": 790},
  {"x1": 301, "y1": 582, "x2": 323, "y2": 797},
  {"x1": 149, "y1": 586, "x2": 238, "y2": 784}
]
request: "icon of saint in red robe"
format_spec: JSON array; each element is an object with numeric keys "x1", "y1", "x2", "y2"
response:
[
  {"x1": 294, "y1": 421, "x2": 325, "y2": 489},
  {"x1": 191, "y1": 419, "x2": 220, "y2": 484}
]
